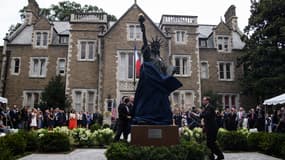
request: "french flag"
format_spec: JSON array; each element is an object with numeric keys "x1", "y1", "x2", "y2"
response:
[{"x1": 135, "y1": 46, "x2": 141, "y2": 77}]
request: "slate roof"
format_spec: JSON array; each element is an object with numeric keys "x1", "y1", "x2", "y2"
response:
[
  {"x1": 198, "y1": 25, "x2": 215, "y2": 38},
  {"x1": 53, "y1": 21, "x2": 70, "y2": 35},
  {"x1": 10, "y1": 25, "x2": 33, "y2": 44}
]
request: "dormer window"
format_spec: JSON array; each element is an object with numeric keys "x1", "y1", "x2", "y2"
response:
[
  {"x1": 217, "y1": 36, "x2": 230, "y2": 52},
  {"x1": 34, "y1": 31, "x2": 49, "y2": 48},
  {"x1": 59, "y1": 36, "x2": 69, "y2": 44},
  {"x1": 199, "y1": 39, "x2": 207, "y2": 48}
]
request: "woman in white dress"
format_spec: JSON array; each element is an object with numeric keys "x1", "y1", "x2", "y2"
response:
[{"x1": 30, "y1": 108, "x2": 37, "y2": 130}]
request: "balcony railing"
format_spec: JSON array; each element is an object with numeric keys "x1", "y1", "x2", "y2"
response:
[
  {"x1": 160, "y1": 15, "x2": 198, "y2": 26},
  {"x1": 70, "y1": 13, "x2": 107, "y2": 23}
]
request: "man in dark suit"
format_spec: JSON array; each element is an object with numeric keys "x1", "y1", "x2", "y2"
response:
[
  {"x1": 201, "y1": 96, "x2": 224, "y2": 160},
  {"x1": 114, "y1": 96, "x2": 131, "y2": 142},
  {"x1": 10, "y1": 105, "x2": 19, "y2": 129}
]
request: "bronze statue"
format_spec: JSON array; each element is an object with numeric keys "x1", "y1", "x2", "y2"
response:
[{"x1": 132, "y1": 14, "x2": 182, "y2": 125}]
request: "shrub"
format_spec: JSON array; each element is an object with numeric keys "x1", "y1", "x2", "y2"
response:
[
  {"x1": 281, "y1": 142, "x2": 285, "y2": 159},
  {"x1": 18, "y1": 130, "x2": 39, "y2": 152},
  {"x1": 105, "y1": 140, "x2": 207, "y2": 160},
  {"x1": 70, "y1": 128, "x2": 93, "y2": 147},
  {"x1": 102, "y1": 124, "x2": 111, "y2": 129},
  {"x1": 39, "y1": 132, "x2": 70, "y2": 152},
  {"x1": 93, "y1": 128, "x2": 114, "y2": 146},
  {"x1": 181, "y1": 140, "x2": 209, "y2": 160},
  {"x1": 217, "y1": 130, "x2": 247, "y2": 151},
  {"x1": 4, "y1": 133, "x2": 27, "y2": 155},
  {"x1": 247, "y1": 132, "x2": 265, "y2": 151},
  {"x1": 258, "y1": 133, "x2": 285, "y2": 156},
  {"x1": 192, "y1": 127, "x2": 205, "y2": 143},
  {"x1": 35, "y1": 128, "x2": 49, "y2": 138},
  {"x1": 105, "y1": 141, "x2": 129, "y2": 160},
  {"x1": 90, "y1": 123, "x2": 102, "y2": 132},
  {"x1": 0, "y1": 138, "x2": 15, "y2": 160},
  {"x1": 180, "y1": 127, "x2": 193, "y2": 141},
  {"x1": 53, "y1": 126, "x2": 70, "y2": 135}
]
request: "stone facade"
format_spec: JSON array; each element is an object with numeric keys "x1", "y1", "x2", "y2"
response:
[{"x1": 0, "y1": 0, "x2": 254, "y2": 115}]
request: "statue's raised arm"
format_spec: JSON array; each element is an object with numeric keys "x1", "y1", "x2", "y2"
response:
[{"x1": 138, "y1": 14, "x2": 151, "y2": 61}]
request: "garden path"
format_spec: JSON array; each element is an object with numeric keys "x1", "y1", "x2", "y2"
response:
[{"x1": 19, "y1": 149, "x2": 282, "y2": 160}]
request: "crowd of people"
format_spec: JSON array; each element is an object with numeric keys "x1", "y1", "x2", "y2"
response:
[
  {"x1": 1, "y1": 99, "x2": 285, "y2": 135},
  {"x1": 0, "y1": 104, "x2": 104, "y2": 133},
  {"x1": 173, "y1": 105, "x2": 285, "y2": 133}
]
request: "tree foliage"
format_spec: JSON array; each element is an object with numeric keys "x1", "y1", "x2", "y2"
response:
[
  {"x1": 41, "y1": 75, "x2": 70, "y2": 110},
  {"x1": 19, "y1": 1, "x2": 117, "y2": 21},
  {"x1": 238, "y1": 0, "x2": 285, "y2": 100}
]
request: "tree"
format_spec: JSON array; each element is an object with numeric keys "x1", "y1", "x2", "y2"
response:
[
  {"x1": 41, "y1": 75, "x2": 70, "y2": 110},
  {"x1": 238, "y1": 0, "x2": 285, "y2": 101},
  {"x1": 19, "y1": 1, "x2": 117, "y2": 21}
]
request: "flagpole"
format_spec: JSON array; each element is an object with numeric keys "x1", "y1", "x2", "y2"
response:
[{"x1": 133, "y1": 39, "x2": 136, "y2": 89}]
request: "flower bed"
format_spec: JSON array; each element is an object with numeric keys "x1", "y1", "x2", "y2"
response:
[{"x1": 0, "y1": 126, "x2": 115, "y2": 160}]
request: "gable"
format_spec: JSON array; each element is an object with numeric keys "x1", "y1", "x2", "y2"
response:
[
  {"x1": 104, "y1": 4, "x2": 168, "y2": 39},
  {"x1": 34, "y1": 17, "x2": 51, "y2": 30},
  {"x1": 214, "y1": 21, "x2": 231, "y2": 35}
]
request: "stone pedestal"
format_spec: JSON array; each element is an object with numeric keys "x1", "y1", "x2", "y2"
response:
[{"x1": 131, "y1": 125, "x2": 179, "y2": 146}]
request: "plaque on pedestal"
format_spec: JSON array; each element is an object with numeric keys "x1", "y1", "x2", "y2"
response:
[{"x1": 131, "y1": 125, "x2": 179, "y2": 146}]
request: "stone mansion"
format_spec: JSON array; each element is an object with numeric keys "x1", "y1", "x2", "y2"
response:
[{"x1": 0, "y1": 0, "x2": 254, "y2": 113}]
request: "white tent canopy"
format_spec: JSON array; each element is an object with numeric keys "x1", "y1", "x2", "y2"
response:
[
  {"x1": 0, "y1": 96, "x2": 8, "y2": 104},
  {"x1": 263, "y1": 93, "x2": 285, "y2": 105}
]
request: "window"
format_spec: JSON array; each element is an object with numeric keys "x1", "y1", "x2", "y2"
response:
[
  {"x1": 87, "y1": 91, "x2": 95, "y2": 113},
  {"x1": 59, "y1": 36, "x2": 69, "y2": 44},
  {"x1": 34, "y1": 31, "x2": 49, "y2": 48},
  {"x1": 23, "y1": 91, "x2": 42, "y2": 108},
  {"x1": 217, "y1": 36, "x2": 230, "y2": 52},
  {"x1": 11, "y1": 57, "x2": 21, "y2": 75},
  {"x1": 199, "y1": 39, "x2": 207, "y2": 48},
  {"x1": 219, "y1": 94, "x2": 239, "y2": 109},
  {"x1": 200, "y1": 61, "x2": 209, "y2": 79},
  {"x1": 72, "y1": 89, "x2": 97, "y2": 112},
  {"x1": 29, "y1": 57, "x2": 48, "y2": 78},
  {"x1": 119, "y1": 51, "x2": 142, "y2": 80},
  {"x1": 218, "y1": 61, "x2": 234, "y2": 81},
  {"x1": 127, "y1": 24, "x2": 142, "y2": 41},
  {"x1": 106, "y1": 99, "x2": 114, "y2": 112},
  {"x1": 57, "y1": 58, "x2": 66, "y2": 75},
  {"x1": 175, "y1": 30, "x2": 187, "y2": 44},
  {"x1": 173, "y1": 55, "x2": 191, "y2": 76},
  {"x1": 75, "y1": 91, "x2": 82, "y2": 112},
  {"x1": 78, "y1": 40, "x2": 96, "y2": 61},
  {"x1": 172, "y1": 90, "x2": 194, "y2": 108}
]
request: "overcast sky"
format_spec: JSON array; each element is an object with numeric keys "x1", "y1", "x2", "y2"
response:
[{"x1": 0, "y1": 0, "x2": 252, "y2": 45}]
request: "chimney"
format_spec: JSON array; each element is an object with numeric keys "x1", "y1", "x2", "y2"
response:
[
  {"x1": 224, "y1": 5, "x2": 238, "y2": 31},
  {"x1": 25, "y1": 0, "x2": 40, "y2": 25}
]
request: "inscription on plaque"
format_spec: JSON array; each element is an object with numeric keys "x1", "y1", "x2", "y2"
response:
[{"x1": 148, "y1": 129, "x2": 162, "y2": 139}]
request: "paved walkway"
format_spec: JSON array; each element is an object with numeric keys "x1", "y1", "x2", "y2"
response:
[{"x1": 20, "y1": 149, "x2": 282, "y2": 160}]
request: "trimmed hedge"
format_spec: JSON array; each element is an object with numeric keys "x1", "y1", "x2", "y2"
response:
[
  {"x1": 105, "y1": 140, "x2": 208, "y2": 160},
  {"x1": 247, "y1": 132, "x2": 285, "y2": 158},
  {"x1": 218, "y1": 129, "x2": 285, "y2": 159},
  {"x1": 4, "y1": 133, "x2": 27, "y2": 155},
  {"x1": 39, "y1": 132, "x2": 71, "y2": 152},
  {"x1": 0, "y1": 138, "x2": 15, "y2": 160},
  {"x1": 17, "y1": 130, "x2": 39, "y2": 152},
  {"x1": 217, "y1": 130, "x2": 247, "y2": 151}
]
